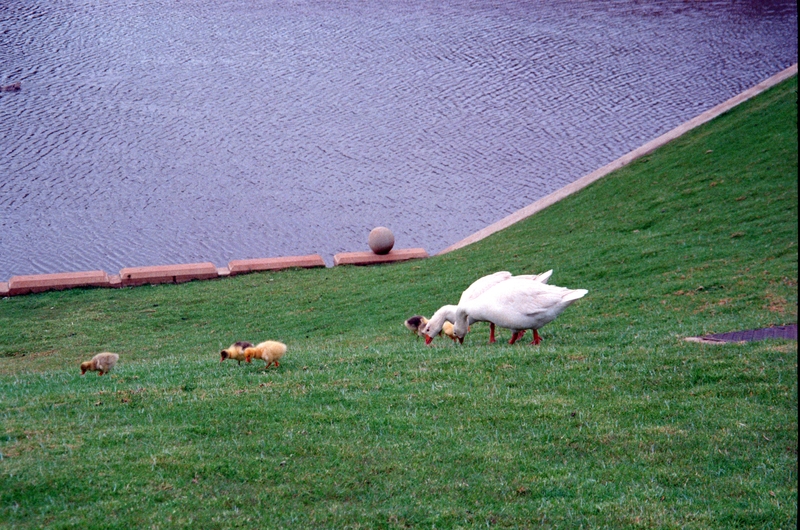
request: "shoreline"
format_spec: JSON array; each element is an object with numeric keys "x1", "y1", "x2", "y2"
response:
[
  {"x1": 438, "y1": 63, "x2": 798, "y2": 254},
  {"x1": 2, "y1": 64, "x2": 796, "y2": 297}
]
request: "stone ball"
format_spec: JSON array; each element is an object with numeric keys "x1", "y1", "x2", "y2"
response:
[{"x1": 368, "y1": 226, "x2": 395, "y2": 255}]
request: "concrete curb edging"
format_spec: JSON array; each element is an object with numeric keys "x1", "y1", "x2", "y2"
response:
[
  {"x1": 227, "y1": 255, "x2": 326, "y2": 275},
  {"x1": 333, "y1": 248, "x2": 429, "y2": 266},
  {"x1": 1, "y1": 250, "x2": 423, "y2": 297},
  {"x1": 439, "y1": 63, "x2": 798, "y2": 255},
  {"x1": 1, "y1": 254, "x2": 332, "y2": 297},
  {"x1": 119, "y1": 262, "x2": 220, "y2": 287},
  {"x1": 6, "y1": 270, "x2": 112, "y2": 296}
]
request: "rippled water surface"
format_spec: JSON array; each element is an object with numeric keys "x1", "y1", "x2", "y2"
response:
[{"x1": 1, "y1": 0, "x2": 796, "y2": 278}]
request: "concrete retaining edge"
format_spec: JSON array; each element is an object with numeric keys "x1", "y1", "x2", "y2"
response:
[
  {"x1": 1, "y1": 250, "x2": 425, "y2": 297},
  {"x1": 119, "y1": 262, "x2": 220, "y2": 287},
  {"x1": 228, "y1": 255, "x2": 326, "y2": 275},
  {"x1": 438, "y1": 63, "x2": 798, "y2": 255},
  {"x1": 2, "y1": 254, "x2": 330, "y2": 297},
  {"x1": 6, "y1": 270, "x2": 112, "y2": 296},
  {"x1": 333, "y1": 248, "x2": 429, "y2": 266}
]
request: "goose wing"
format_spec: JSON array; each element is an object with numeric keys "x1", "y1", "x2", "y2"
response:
[
  {"x1": 514, "y1": 269, "x2": 553, "y2": 284},
  {"x1": 483, "y1": 280, "x2": 582, "y2": 316},
  {"x1": 459, "y1": 271, "x2": 512, "y2": 304}
]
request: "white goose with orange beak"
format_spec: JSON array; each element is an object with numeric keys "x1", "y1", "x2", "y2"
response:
[
  {"x1": 421, "y1": 269, "x2": 552, "y2": 344},
  {"x1": 453, "y1": 276, "x2": 587, "y2": 345}
]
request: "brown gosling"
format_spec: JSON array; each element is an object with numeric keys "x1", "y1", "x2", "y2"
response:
[
  {"x1": 220, "y1": 341, "x2": 253, "y2": 364},
  {"x1": 404, "y1": 315, "x2": 428, "y2": 338},
  {"x1": 244, "y1": 340, "x2": 287, "y2": 369},
  {"x1": 80, "y1": 352, "x2": 119, "y2": 376}
]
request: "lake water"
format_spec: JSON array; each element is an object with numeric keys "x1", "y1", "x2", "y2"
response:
[{"x1": 0, "y1": 0, "x2": 796, "y2": 278}]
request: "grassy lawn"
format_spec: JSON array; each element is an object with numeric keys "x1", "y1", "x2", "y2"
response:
[{"x1": 1, "y1": 76, "x2": 796, "y2": 529}]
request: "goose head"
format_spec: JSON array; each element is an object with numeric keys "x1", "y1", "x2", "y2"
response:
[{"x1": 421, "y1": 304, "x2": 458, "y2": 345}]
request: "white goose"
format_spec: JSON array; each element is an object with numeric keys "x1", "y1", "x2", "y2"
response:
[
  {"x1": 453, "y1": 276, "x2": 587, "y2": 345},
  {"x1": 422, "y1": 270, "x2": 553, "y2": 344}
]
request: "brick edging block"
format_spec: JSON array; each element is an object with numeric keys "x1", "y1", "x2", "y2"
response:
[
  {"x1": 228, "y1": 254, "x2": 326, "y2": 275},
  {"x1": 119, "y1": 262, "x2": 219, "y2": 287},
  {"x1": 333, "y1": 248, "x2": 428, "y2": 266},
  {"x1": 0, "y1": 282, "x2": 9, "y2": 296},
  {"x1": 7, "y1": 270, "x2": 111, "y2": 296}
]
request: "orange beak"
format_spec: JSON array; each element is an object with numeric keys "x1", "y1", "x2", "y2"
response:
[{"x1": 425, "y1": 335, "x2": 433, "y2": 345}]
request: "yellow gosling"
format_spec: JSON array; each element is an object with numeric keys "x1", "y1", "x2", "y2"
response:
[
  {"x1": 80, "y1": 352, "x2": 119, "y2": 376},
  {"x1": 442, "y1": 322, "x2": 459, "y2": 343},
  {"x1": 244, "y1": 340, "x2": 287, "y2": 369}
]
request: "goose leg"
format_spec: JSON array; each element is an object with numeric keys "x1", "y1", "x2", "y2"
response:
[
  {"x1": 489, "y1": 323, "x2": 496, "y2": 343},
  {"x1": 508, "y1": 330, "x2": 527, "y2": 344},
  {"x1": 531, "y1": 329, "x2": 542, "y2": 345}
]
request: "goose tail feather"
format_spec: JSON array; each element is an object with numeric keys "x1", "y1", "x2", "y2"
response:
[{"x1": 564, "y1": 289, "x2": 588, "y2": 303}]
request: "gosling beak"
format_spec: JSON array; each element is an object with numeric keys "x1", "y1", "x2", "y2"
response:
[{"x1": 458, "y1": 336, "x2": 464, "y2": 345}]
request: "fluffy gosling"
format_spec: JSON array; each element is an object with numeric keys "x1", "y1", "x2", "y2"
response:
[
  {"x1": 244, "y1": 340, "x2": 287, "y2": 369},
  {"x1": 404, "y1": 315, "x2": 428, "y2": 338},
  {"x1": 442, "y1": 322, "x2": 459, "y2": 343},
  {"x1": 220, "y1": 341, "x2": 253, "y2": 364},
  {"x1": 80, "y1": 352, "x2": 119, "y2": 376}
]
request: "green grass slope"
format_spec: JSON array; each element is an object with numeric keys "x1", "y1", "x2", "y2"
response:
[{"x1": 0, "y1": 77, "x2": 796, "y2": 529}]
